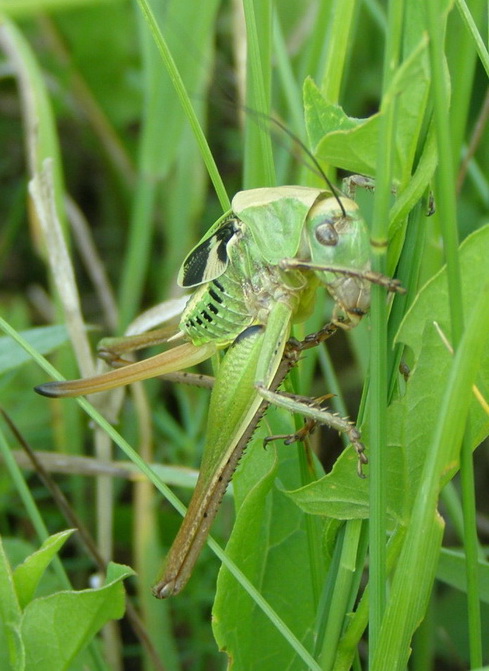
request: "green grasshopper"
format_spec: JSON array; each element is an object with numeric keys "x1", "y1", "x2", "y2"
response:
[{"x1": 35, "y1": 183, "x2": 404, "y2": 597}]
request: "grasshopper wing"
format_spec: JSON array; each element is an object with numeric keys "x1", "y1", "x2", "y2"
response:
[
  {"x1": 154, "y1": 300, "x2": 294, "y2": 597},
  {"x1": 178, "y1": 215, "x2": 242, "y2": 288}
]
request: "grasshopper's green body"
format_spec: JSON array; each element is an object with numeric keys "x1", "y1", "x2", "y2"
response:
[
  {"x1": 179, "y1": 213, "x2": 308, "y2": 348},
  {"x1": 179, "y1": 187, "x2": 370, "y2": 346},
  {"x1": 35, "y1": 185, "x2": 401, "y2": 597}
]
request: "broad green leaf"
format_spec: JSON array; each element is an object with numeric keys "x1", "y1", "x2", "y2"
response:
[
  {"x1": 213, "y1": 410, "x2": 325, "y2": 671},
  {"x1": 13, "y1": 530, "x2": 75, "y2": 609},
  {"x1": 0, "y1": 536, "x2": 24, "y2": 671},
  {"x1": 0, "y1": 325, "x2": 69, "y2": 375},
  {"x1": 305, "y1": 37, "x2": 430, "y2": 183},
  {"x1": 21, "y1": 562, "x2": 134, "y2": 671},
  {"x1": 305, "y1": 77, "x2": 380, "y2": 177},
  {"x1": 398, "y1": 225, "x2": 489, "y2": 358},
  {"x1": 396, "y1": 224, "x2": 489, "y2": 492},
  {"x1": 286, "y1": 438, "x2": 406, "y2": 525}
]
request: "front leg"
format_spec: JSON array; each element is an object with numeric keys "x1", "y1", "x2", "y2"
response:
[
  {"x1": 342, "y1": 174, "x2": 377, "y2": 200},
  {"x1": 279, "y1": 259, "x2": 406, "y2": 296},
  {"x1": 342, "y1": 173, "x2": 435, "y2": 215}
]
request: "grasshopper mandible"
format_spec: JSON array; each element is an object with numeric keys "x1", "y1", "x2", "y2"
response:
[{"x1": 35, "y1": 184, "x2": 404, "y2": 597}]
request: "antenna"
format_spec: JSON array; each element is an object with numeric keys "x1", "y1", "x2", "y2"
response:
[
  {"x1": 238, "y1": 104, "x2": 347, "y2": 218},
  {"x1": 270, "y1": 115, "x2": 347, "y2": 217},
  {"x1": 209, "y1": 93, "x2": 347, "y2": 217}
]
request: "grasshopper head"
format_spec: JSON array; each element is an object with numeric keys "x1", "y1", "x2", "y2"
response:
[{"x1": 306, "y1": 196, "x2": 372, "y2": 325}]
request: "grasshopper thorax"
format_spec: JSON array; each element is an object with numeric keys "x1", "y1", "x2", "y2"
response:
[{"x1": 305, "y1": 196, "x2": 372, "y2": 326}]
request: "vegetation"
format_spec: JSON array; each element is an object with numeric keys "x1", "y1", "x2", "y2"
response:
[{"x1": 0, "y1": 0, "x2": 488, "y2": 669}]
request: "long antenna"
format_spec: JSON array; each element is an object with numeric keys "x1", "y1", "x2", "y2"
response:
[{"x1": 239, "y1": 104, "x2": 347, "y2": 218}]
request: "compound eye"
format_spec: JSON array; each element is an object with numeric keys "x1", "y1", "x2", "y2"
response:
[{"x1": 315, "y1": 222, "x2": 339, "y2": 246}]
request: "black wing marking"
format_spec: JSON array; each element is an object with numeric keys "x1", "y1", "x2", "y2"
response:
[{"x1": 180, "y1": 218, "x2": 241, "y2": 288}]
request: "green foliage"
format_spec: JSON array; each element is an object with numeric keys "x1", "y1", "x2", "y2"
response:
[
  {"x1": 0, "y1": 0, "x2": 488, "y2": 669},
  {"x1": 305, "y1": 36, "x2": 431, "y2": 185},
  {"x1": 0, "y1": 326, "x2": 69, "y2": 375},
  {"x1": 0, "y1": 531, "x2": 133, "y2": 670},
  {"x1": 291, "y1": 225, "x2": 489, "y2": 521}
]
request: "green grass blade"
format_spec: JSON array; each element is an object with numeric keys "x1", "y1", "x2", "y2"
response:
[
  {"x1": 135, "y1": 0, "x2": 229, "y2": 211},
  {"x1": 372, "y1": 282, "x2": 489, "y2": 670}
]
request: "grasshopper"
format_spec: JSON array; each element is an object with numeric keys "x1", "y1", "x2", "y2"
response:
[{"x1": 35, "y1": 183, "x2": 404, "y2": 597}]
